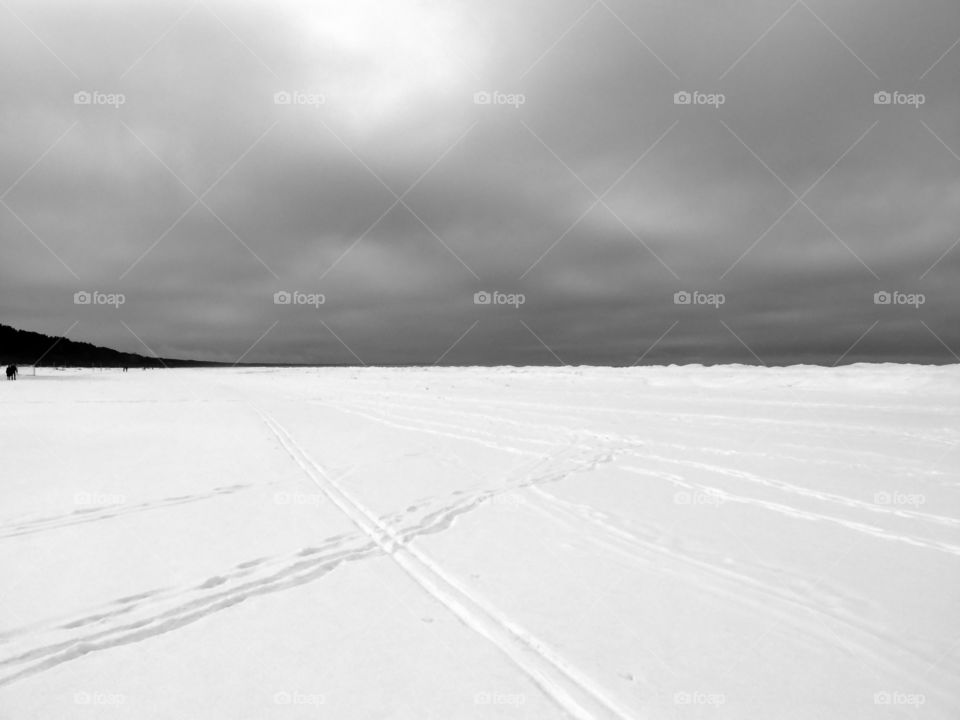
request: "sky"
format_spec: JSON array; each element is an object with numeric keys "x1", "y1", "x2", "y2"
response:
[{"x1": 1, "y1": 0, "x2": 958, "y2": 365}]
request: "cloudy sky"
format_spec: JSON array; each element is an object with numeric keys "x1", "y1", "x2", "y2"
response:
[{"x1": 1, "y1": 0, "x2": 958, "y2": 365}]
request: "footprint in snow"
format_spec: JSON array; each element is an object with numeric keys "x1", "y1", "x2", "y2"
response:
[
  {"x1": 236, "y1": 557, "x2": 266, "y2": 569},
  {"x1": 198, "y1": 576, "x2": 227, "y2": 589},
  {"x1": 115, "y1": 590, "x2": 160, "y2": 604}
]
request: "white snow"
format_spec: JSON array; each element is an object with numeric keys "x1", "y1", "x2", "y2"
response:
[{"x1": 1, "y1": 365, "x2": 958, "y2": 718}]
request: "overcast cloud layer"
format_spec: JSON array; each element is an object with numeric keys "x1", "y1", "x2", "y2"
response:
[{"x1": 1, "y1": 0, "x2": 958, "y2": 365}]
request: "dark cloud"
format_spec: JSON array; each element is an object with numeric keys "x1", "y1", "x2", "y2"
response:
[{"x1": 1, "y1": 0, "x2": 958, "y2": 365}]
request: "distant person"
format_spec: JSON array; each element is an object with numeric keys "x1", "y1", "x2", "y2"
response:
[{"x1": 6, "y1": 364, "x2": 18, "y2": 381}]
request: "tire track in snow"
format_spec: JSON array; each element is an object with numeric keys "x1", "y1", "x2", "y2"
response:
[
  {"x1": 258, "y1": 409, "x2": 638, "y2": 720},
  {"x1": 616, "y1": 450, "x2": 960, "y2": 529},
  {"x1": 318, "y1": 406, "x2": 951, "y2": 652},
  {"x1": 335, "y1": 392, "x2": 950, "y2": 479},
  {"x1": 525, "y1": 486, "x2": 960, "y2": 690},
  {"x1": 329, "y1": 388, "x2": 957, "y2": 448},
  {"x1": 294, "y1": 395, "x2": 960, "y2": 706},
  {"x1": 330, "y1": 383, "x2": 960, "y2": 417},
  {"x1": 329, "y1": 396, "x2": 960, "y2": 553},
  {"x1": 301, "y1": 392, "x2": 960, "y2": 697},
  {"x1": 617, "y1": 464, "x2": 960, "y2": 558}
]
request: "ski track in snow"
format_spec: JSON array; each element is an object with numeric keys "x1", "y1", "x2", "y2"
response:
[
  {"x1": 0, "y1": 411, "x2": 615, "y2": 711},
  {"x1": 3, "y1": 369, "x2": 957, "y2": 717},
  {"x1": 257, "y1": 409, "x2": 639, "y2": 720},
  {"x1": 0, "y1": 473, "x2": 578, "y2": 689}
]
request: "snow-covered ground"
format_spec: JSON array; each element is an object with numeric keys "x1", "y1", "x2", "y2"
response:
[{"x1": 1, "y1": 365, "x2": 958, "y2": 719}]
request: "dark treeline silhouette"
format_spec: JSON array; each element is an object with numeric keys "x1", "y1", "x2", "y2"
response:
[{"x1": 0, "y1": 323, "x2": 226, "y2": 369}]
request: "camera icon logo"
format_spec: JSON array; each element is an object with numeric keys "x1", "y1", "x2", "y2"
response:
[
  {"x1": 74, "y1": 291, "x2": 92, "y2": 305},
  {"x1": 673, "y1": 290, "x2": 691, "y2": 305},
  {"x1": 274, "y1": 290, "x2": 292, "y2": 305},
  {"x1": 73, "y1": 91, "x2": 92, "y2": 105},
  {"x1": 674, "y1": 91, "x2": 692, "y2": 105},
  {"x1": 273, "y1": 91, "x2": 292, "y2": 105},
  {"x1": 874, "y1": 91, "x2": 892, "y2": 105},
  {"x1": 474, "y1": 291, "x2": 492, "y2": 305},
  {"x1": 873, "y1": 291, "x2": 891, "y2": 305},
  {"x1": 473, "y1": 91, "x2": 492, "y2": 105}
]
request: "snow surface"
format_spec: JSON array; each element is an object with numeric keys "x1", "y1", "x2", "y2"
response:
[{"x1": 1, "y1": 365, "x2": 958, "y2": 719}]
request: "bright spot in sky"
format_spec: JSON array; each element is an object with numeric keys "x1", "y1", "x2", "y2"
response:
[{"x1": 295, "y1": 0, "x2": 483, "y2": 125}]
